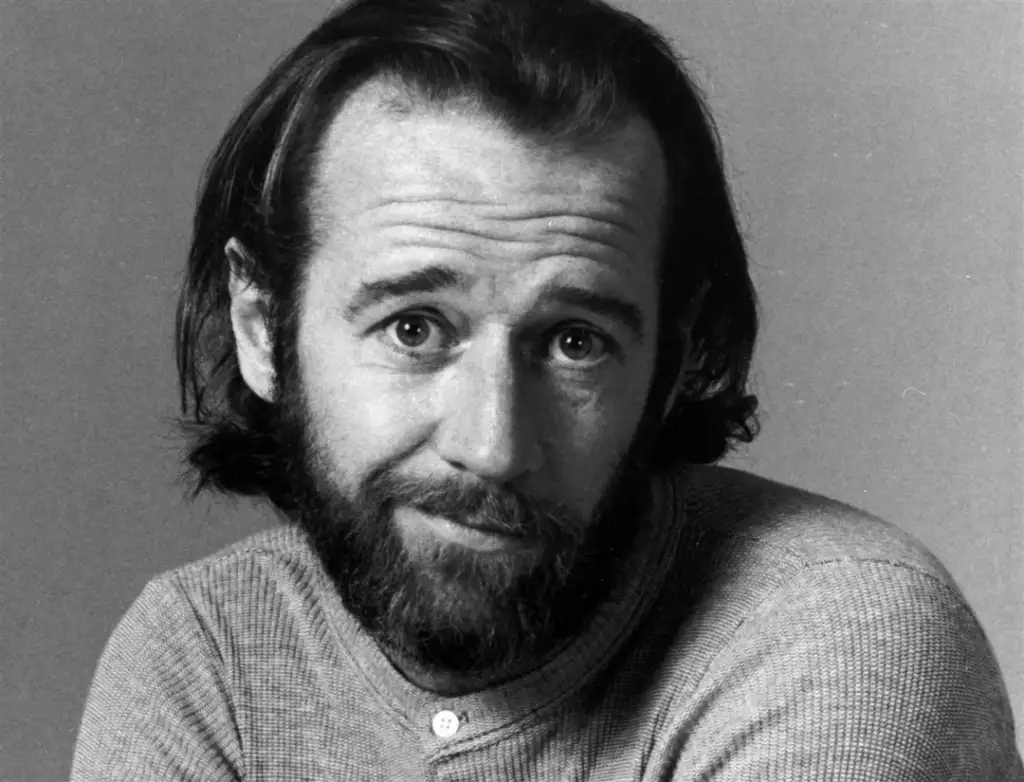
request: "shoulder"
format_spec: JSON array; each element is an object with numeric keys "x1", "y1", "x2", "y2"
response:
[
  {"x1": 637, "y1": 467, "x2": 1022, "y2": 775},
  {"x1": 660, "y1": 464, "x2": 990, "y2": 681},
  {"x1": 648, "y1": 554, "x2": 1023, "y2": 776},
  {"x1": 656, "y1": 465, "x2": 982, "y2": 659},
  {"x1": 68, "y1": 531, "x2": 319, "y2": 780},
  {"x1": 116, "y1": 525, "x2": 334, "y2": 670},
  {"x1": 675, "y1": 464, "x2": 956, "y2": 585},
  {"x1": 145, "y1": 525, "x2": 326, "y2": 612},
  {"x1": 172, "y1": 523, "x2": 321, "y2": 584},
  {"x1": 81, "y1": 526, "x2": 338, "y2": 734}
]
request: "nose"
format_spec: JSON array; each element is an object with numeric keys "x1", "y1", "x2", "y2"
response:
[{"x1": 434, "y1": 334, "x2": 543, "y2": 482}]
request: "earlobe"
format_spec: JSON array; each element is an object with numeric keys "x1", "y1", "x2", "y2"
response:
[{"x1": 226, "y1": 238, "x2": 276, "y2": 402}]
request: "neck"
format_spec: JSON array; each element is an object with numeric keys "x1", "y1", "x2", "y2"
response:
[{"x1": 381, "y1": 638, "x2": 570, "y2": 696}]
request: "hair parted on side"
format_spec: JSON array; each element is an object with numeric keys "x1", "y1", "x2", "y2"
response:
[{"x1": 176, "y1": 0, "x2": 759, "y2": 509}]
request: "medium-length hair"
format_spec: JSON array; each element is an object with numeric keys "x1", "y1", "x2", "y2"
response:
[{"x1": 176, "y1": 0, "x2": 759, "y2": 509}]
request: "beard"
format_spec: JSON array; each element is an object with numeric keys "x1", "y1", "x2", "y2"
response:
[{"x1": 274, "y1": 356, "x2": 652, "y2": 681}]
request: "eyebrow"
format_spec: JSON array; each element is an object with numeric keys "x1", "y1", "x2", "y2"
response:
[
  {"x1": 343, "y1": 264, "x2": 646, "y2": 342},
  {"x1": 344, "y1": 265, "x2": 469, "y2": 321},
  {"x1": 537, "y1": 285, "x2": 646, "y2": 342}
]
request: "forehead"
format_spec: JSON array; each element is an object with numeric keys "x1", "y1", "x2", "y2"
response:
[{"x1": 309, "y1": 77, "x2": 668, "y2": 241}]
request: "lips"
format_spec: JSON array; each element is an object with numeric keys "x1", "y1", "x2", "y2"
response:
[
  {"x1": 436, "y1": 513, "x2": 524, "y2": 539},
  {"x1": 395, "y1": 506, "x2": 534, "y2": 554},
  {"x1": 469, "y1": 524, "x2": 524, "y2": 540}
]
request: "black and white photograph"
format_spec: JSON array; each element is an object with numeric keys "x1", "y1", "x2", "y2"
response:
[{"x1": 3, "y1": 0, "x2": 1022, "y2": 778}]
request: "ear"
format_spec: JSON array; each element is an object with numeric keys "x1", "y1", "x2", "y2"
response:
[
  {"x1": 226, "y1": 238, "x2": 276, "y2": 402},
  {"x1": 660, "y1": 327, "x2": 691, "y2": 421},
  {"x1": 661, "y1": 281, "x2": 709, "y2": 421}
]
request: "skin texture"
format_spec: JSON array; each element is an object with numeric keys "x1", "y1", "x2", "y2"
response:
[{"x1": 229, "y1": 78, "x2": 668, "y2": 692}]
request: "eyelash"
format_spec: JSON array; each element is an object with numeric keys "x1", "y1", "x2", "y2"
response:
[{"x1": 375, "y1": 310, "x2": 618, "y2": 368}]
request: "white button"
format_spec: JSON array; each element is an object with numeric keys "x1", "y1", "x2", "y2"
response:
[{"x1": 431, "y1": 710, "x2": 460, "y2": 738}]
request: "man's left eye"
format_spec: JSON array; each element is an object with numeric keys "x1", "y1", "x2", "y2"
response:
[{"x1": 549, "y1": 326, "x2": 610, "y2": 364}]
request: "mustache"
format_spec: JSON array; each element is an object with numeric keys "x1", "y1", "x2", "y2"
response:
[{"x1": 364, "y1": 470, "x2": 586, "y2": 542}]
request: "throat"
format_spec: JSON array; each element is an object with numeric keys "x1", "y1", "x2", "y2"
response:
[{"x1": 379, "y1": 636, "x2": 571, "y2": 696}]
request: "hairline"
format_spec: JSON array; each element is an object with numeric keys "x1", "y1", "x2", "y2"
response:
[{"x1": 298, "y1": 71, "x2": 670, "y2": 284}]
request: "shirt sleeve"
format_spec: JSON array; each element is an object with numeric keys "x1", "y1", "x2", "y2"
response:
[
  {"x1": 665, "y1": 560, "x2": 1023, "y2": 781},
  {"x1": 70, "y1": 577, "x2": 244, "y2": 782}
]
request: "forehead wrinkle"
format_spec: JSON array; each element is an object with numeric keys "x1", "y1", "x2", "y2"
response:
[
  {"x1": 366, "y1": 198, "x2": 646, "y2": 258},
  {"x1": 368, "y1": 195, "x2": 643, "y2": 235},
  {"x1": 488, "y1": 209, "x2": 642, "y2": 243},
  {"x1": 384, "y1": 233, "x2": 489, "y2": 263},
  {"x1": 377, "y1": 221, "x2": 637, "y2": 265}
]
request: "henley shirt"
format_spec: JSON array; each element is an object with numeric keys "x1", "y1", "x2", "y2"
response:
[{"x1": 71, "y1": 465, "x2": 1023, "y2": 780}]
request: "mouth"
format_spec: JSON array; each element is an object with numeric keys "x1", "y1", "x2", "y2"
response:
[{"x1": 396, "y1": 506, "x2": 530, "y2": 553}]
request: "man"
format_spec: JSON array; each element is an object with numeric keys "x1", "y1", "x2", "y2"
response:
[{"x1": 72, "y1": 0, "x2": 1021, "y2": 778}]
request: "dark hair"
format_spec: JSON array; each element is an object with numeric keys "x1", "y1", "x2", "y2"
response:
[{"x1": 176, "y1": 0, "x2": 759, "y2": 507}]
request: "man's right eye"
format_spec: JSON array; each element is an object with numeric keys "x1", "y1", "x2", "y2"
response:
[{"x1": 380, "y1": 312, "x2": 453, "y2": 354}]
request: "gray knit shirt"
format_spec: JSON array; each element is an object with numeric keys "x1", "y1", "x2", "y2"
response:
[{"x1": 72, "y1": 466, "x2": 1022, "y2": 780}]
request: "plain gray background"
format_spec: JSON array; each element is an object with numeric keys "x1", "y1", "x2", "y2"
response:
[{"x1": 2, "y1": 0, "x2": 1021, "y2": 777}]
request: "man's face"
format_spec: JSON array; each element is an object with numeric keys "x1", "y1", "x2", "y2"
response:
[{"x1": 280, "y1": 80, "x2": 667, "y2": 679}]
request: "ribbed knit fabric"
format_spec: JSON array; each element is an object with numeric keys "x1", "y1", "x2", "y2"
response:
[{"x1": 71, "y1": 466, "x2": 1023, "y2": 780}]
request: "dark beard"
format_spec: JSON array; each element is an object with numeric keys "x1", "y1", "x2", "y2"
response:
[{"x1": 275, "y1": 364, "x2": 652, "y2": 680}]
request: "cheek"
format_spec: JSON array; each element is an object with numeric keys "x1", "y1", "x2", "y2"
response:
[
  {"x1": 542, "y1": 371, "x2": 652, "y2": 515},
  {"x1": 297, "y1": 322, "x2": 435, "y2": 467}
]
